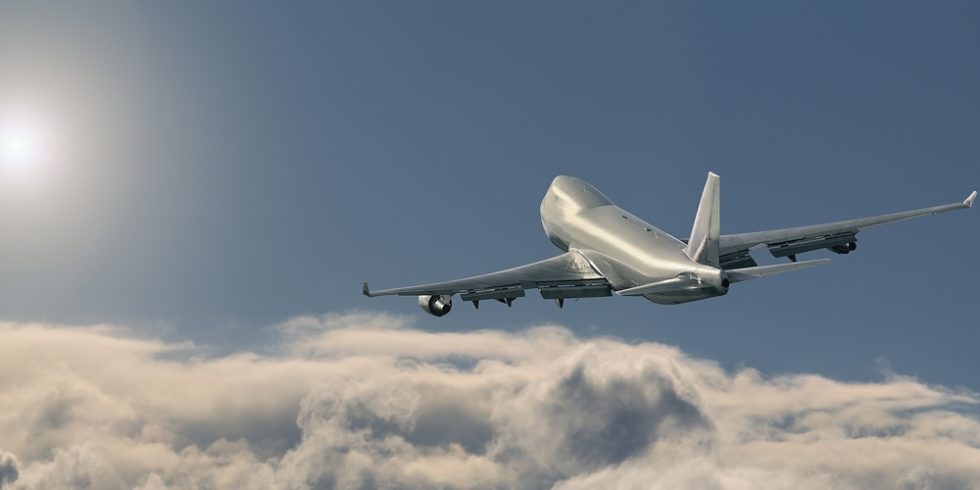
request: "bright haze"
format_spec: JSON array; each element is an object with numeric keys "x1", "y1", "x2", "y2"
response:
[{"x1": 0, "y1": 2, "x2": 978, "y2": 489}]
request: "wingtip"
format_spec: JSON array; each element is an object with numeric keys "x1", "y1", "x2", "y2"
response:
[
  {"x1": 362, "y1": 282, "x2": 371, "y2": 297},
  {"x1": 965, "y1": 190, "x2": 977, "y2": 208}
]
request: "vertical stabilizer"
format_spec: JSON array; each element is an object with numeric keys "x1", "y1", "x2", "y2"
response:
[{"x1": 685, "y1": 172, "x2": 721, "y2": 266}]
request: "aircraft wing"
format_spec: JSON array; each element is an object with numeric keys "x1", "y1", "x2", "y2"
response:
[
  {"x1": 363, "y1": 250, "x2": 611, "y2": 303},
  {"x1": 715, "y1": 191, "x2": 976, "y2": 268}
]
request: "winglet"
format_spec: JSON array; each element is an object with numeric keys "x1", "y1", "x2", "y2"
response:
[
  {"x1": 965, "y1": 191, "x2": 977, "y2": 208},
  {"x1": 362, "y1": 282, "x2": 371, "y2": 297}
]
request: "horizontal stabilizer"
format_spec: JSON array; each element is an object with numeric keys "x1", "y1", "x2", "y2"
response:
[
  {"x1": 616, "y1": 276, "x2": 699, "y2": 296},
  {"x1": 726, "y1": 258, "x2": 830, "y2": 283}
]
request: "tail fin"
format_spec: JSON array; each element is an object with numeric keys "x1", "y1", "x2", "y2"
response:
[{"x1": 685, "y1": 172, "x2": 721, "y2": 266}]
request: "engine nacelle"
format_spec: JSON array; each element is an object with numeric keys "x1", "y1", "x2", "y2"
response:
[
  {"x1": 830, "y1": 242, "x2": 858, "y2": 254},
  {"x1": 418, "y1": 295, "x2": 453, "y2": 317}
]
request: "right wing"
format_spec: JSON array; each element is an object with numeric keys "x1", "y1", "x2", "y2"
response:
[
  {"x1": 363, "y1": 250, "x2": 610, "y2": 303},
  {"x1": 716, "y1": 190, "x2": 976, "y2": 268}
]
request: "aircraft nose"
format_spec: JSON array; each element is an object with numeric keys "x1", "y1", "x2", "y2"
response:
[{"x1": 549, "y1": 175, "x2": 613, "y2": 209}]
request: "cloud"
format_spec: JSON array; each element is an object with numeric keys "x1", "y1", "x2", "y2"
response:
[
  {"x1": 0, "y1": 449, "x2": 18, "y2": 489},
  {"x1": 0, "y1": 314, "x2": 978, "y2": 489}
]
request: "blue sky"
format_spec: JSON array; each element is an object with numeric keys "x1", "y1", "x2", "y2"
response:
[
  {"x1": 2, "y1": 3, "x2": 980, "y2": 488},
  {"x1": 0, "y1": 0, "x2": 977, "y2": 391}
]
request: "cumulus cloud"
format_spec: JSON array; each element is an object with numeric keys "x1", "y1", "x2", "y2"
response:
[
  {"x1": 0, "y1": 313, "x2": 977, "y2": 489},
  {"x1": 0, "y1": 449, "x2": 18, "y2": 488}
]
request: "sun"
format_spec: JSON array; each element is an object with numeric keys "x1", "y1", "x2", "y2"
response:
[
  {"x1": 0, "y1": 120, "x2": 46, "y2": 179},
  {"x1": 0, "y1": 103, "x2": 62, "y2": 195}
]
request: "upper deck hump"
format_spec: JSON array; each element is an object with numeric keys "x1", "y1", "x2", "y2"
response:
[{"x1": 546, "y1": 175, "x2": 614, "y2": 211}]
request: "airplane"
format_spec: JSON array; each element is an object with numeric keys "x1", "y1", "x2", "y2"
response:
[{"x1": 364, "y1": 173, "x2": 976, "y2": 316}]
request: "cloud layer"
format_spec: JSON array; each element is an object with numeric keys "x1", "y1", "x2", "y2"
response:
[{"x1": 0, "y1": 312, "x2": 978, "y2": 489}]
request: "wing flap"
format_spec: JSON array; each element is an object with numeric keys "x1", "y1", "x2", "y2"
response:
[{"x1": 459, "y1": 285, "x2": 525, "y2": 302}]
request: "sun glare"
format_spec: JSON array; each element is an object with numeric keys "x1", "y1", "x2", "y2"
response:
[{"x1": 0, "y1": 118, "x2": 47, "y2": 180}]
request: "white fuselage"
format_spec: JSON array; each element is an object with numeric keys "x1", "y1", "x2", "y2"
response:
[{"x1": 540, "y1": 175, "x2": 727, "y2": 304}]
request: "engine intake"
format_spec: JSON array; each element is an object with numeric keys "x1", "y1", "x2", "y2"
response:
[
  {"x1": 418, "y1": 295, "x2": 453, "y2": 317},
  {"x1": 830, "y1": 242, "x2": 858, "y2": 254}
]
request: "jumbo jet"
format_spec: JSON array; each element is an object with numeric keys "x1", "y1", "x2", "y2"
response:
[{"x1": 364, "y1": 174, "x2": 975, "y2": 316}]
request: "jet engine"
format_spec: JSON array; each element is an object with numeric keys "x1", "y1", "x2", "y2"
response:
[
  {"x1": 418, "y1": 295, "x2": 453, "y2": 316},
  {"x1": 829, "y1": 242, "x2": 858, "y2": 254}
]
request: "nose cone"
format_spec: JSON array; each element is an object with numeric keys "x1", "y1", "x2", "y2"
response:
[{"x1": 547, "y1": 175, "x2": 613, "y2": 210}]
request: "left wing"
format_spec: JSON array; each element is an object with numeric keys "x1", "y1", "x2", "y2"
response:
[
  {"x1": 363, "y1": 250, "x2": 610, "y2": 303},
  {"x1": 716, "y1": 191, "x2": 976, "y2": 268}
]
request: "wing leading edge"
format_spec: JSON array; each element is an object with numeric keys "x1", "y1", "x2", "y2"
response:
[
  {"x1": 363, "y1": 250, "x2": 610, "y2": 303},
  {"x1": 715, "y1": 191, "x2": 976, "y2": 267}
]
